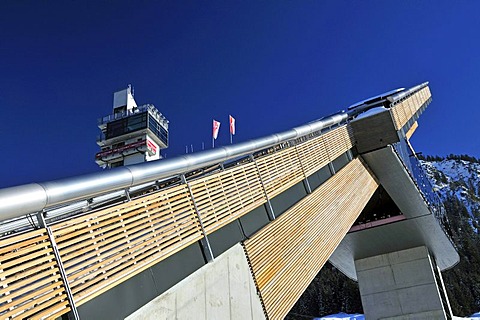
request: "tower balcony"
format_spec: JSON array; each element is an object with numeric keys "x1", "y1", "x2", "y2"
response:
[{"x1": 95, "y1": 139, "x2": 157, "y2": 166}]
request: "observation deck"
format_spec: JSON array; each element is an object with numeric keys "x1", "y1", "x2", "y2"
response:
[{"x1": 95, "y1": 86, "x2": 169, "y2": 168}]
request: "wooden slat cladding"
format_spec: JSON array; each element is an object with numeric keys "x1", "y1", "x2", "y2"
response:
[
  {"x1": 391, "y1": 86, "x2": 431, "y2": 130},
  {"x1": 244, "y1": 159, "x2": 378, "y2": 319},
  {"x1": 323, "y1": 125, "x2": 354, "y2": 161},
  {"x1": 50, "y1": 184, "x2": 203, "y2": 306},
  {"x1": 0, "y1": 121, "x2": 356, "y2": 317},
  {"x1": 189, "y1": 162, "x2": 266, "y2": 234},
  {"x1": 405, "y1": 121, "x2": 419, "y2": 140},
  {"x1": 255, "y1": 147, "x2": 305, "y2": 199},
  {"x1": 296, "y1": 125, "x2": 354, "y2": 177},
  {"x1": 0, "y1": 230, "x2": 70, "y2": 319}
]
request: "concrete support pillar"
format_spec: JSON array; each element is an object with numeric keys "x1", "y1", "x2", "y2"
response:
[{"x1": 355, "y1": 246, "x2": 452, "y2": 320}]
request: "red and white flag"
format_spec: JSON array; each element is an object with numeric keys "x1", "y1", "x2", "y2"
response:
[
  {"x1": 229, "y1": 115, "x2": 235, "y2": 135},
  {"x1": 212, "y1": 120, "x2": 221, "y2": 140}
]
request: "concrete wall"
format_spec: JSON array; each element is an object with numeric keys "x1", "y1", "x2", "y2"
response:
[
  {"x1": 126, "y1": 243, "x2": 265, "y2": 320},
  {"x1": 355, "y1": 246, "x2": 450, "y2": 320}
]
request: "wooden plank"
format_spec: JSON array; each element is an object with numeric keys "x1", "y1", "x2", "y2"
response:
[
  {"x1": 0, "y1": 241, "x2": 54, "y2": 270},
  {"x1": 63, "y1": 220, "x2": 200, "y2": 277},
  {"x1": 0, "y1": 258, "x2": 57, "y2": 286},
  {"x1": 60, "y1": 211, "x2": 198, "y2": 268},
  {"x1": 187, "y1": 161, "x2": 266, "y2": 234},
  {"x1": 54, "y1": 193, "x2": 195, "y2": 245},
  {"x1": 244, "y1": 158, "x2": 378, "y2": 319},
  {"x1": 0, "y1": 267, "x2": 62, "y2": 297},
  {"x1": 52, "y1": 184, "x2": 191, "y2": 235},
  {"x1": 57, "y1": 206, "x2": 198, "y2": 259},
  {"x1": 0, "y1": 227, "x2": 69, "y2": 319},
  {"x1": 55, "y1": 198, "x2": 198, "y2": 253},
  {"x1": 34, "y1": 304, "x2": 71, "y2": 320},
  {"x1": 390, "y1": 87, "x2": 431, "y2": 130},
  {"x1": 405, "y1": 121, "x2": 419, "y2": 140},
  {"x1": 1, "y1": 281, "x2": 65, "y2": 312},
  {"x1": 72, "y1": 233, "x2": 201, "y2": 306},
  {"x1": 0, "y1": 230, "x2": 48, "y2": 255},
  {"x1": 8, "y1": 292, "x2": 68, "y2": 320}
]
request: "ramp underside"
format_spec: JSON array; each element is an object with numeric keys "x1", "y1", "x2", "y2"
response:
[
  {"x1": 243, "y1": 158, "x2": 378, "y2": 319},
  {"x1": 329, "y1": 147, "x2": 459, "y2": 280}
]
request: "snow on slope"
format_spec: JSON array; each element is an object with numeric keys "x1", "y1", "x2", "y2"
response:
[
  {"x1": 422, "y1": 158, "x2": 480, "y2": 231},
  {"x1": 314, "y1": 313, "x2": 364, "y2": 320}
]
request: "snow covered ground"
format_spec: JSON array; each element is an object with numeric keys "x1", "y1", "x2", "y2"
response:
[
  {"x1": 315, "y1": 312, "x2": 480, "y2": 320},
  {"x1": 314, "y1": 313, "x2": 364, "y2": 320}
]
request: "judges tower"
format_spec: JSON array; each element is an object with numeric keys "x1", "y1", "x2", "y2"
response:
[{"x1": 95, "y1": 85, "x2": 169, "y2": 168}]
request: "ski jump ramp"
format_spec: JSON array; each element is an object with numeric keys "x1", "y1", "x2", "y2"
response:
[{"x1": 0, "y1": 83, "x2": 458, "y2": 319}]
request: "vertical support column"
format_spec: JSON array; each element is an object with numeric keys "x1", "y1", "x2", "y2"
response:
[
  {"x1": 181, "y1": 175, "x2": 215, "y2": 263},
  {"x1": 250, "y1": 155, "x2": 276, "y2": 220},
  {"x1": 37, "y1": 211, "x2": 80, "y2": 320},
  {"x1": 355, "y1": 246, "x2": 452, "y2": 320},
  {"x1": 346, "y1": 148, "x2": 353, "y2": 161},
  {"x1": 328, "y1": 162, "x2": 335, "y2": 175}
]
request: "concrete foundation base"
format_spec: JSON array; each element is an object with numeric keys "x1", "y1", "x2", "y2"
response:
[
  {"x1": 125, "y1": 244, "x2": 265, "y2": 320},
  {"x1": 355, "y1": 246, "x2": 452, "y2": 320}
]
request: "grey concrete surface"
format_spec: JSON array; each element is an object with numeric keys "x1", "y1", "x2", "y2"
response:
[
  {"x1": 125, "y1": 243, "x2": 265, "y2": 320},
  {"x1": 355, "y1": 246, "x2": 450, "y2": 320}
]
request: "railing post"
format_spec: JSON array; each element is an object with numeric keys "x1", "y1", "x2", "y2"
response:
[
  {"x1": 181, "y1": 175, "x2": 215, "y2": 262},
  {"x1": 328, "y1": 162, "x2": 336, "y2": 175},
  {"x1": 294, "y1": 145, "x2": 312, "y2": 194},
  {"x1": 124, "y1": 188, "x2": 131, "y2": 202},
  {"x1": 250, "y1": 155, "x2": 276, "y2": 220},
  {"x1": 37, "y1": 211, "x2": 80, "y2": 320},
  {"x1": 346, "y1": 148, "x2": 353, "y2": 161}
]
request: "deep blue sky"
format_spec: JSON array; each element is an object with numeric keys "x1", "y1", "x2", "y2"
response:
[{"x1": 1, "y1": 1, "x2": 479, "y2": 188}]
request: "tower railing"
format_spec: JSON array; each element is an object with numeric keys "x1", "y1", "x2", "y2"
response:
[{"x1": 97, "y1": 104, "x2": 168, "y2": 127}]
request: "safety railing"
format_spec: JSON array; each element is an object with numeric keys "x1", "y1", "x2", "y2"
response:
[
  {"x1": 0, "y1": 82, "x2": 433, "y2": 319},
  {"x1": 98, "y1": 104, "x2": 168, "y2": 127},
  {"x1": 0, "y1": 123, "x2": 353, "y2": 319}
]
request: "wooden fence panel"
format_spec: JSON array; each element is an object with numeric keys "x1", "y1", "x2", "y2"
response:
[
  {"x1": 51, "y1": 184, "x2": 203, "y2": 306},
  {"x1": 296, "y1": 135, "x2": 329, "y2": 177},
  {"x1": 0, "y1": 230, "x2": 70, "y2": 319},
  {"x1": 189, "y1": 162, "x2": 266, "y2": 234},
  {"x1": 296, "y1": 125, "x2": 353, "y2": 177},
  {"x1": 391, "y1": 86, "x2": 432, "y2": 130},
  {"x1": 255, "y1": 146, "x2": 305, "y2": 200}
]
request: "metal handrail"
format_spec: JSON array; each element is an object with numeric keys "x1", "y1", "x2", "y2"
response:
[{"x1": 0, "y1": 82, "x2": 428, "y2": 222}]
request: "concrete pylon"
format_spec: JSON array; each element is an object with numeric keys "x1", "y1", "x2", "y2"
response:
[{"x1": 355, "y1": 246, "x2": 453, "y2": 320}]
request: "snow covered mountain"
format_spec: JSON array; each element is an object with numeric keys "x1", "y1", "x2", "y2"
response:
[{"x1": 421, "y1": 157, "x2": 480, "y2": 232}]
